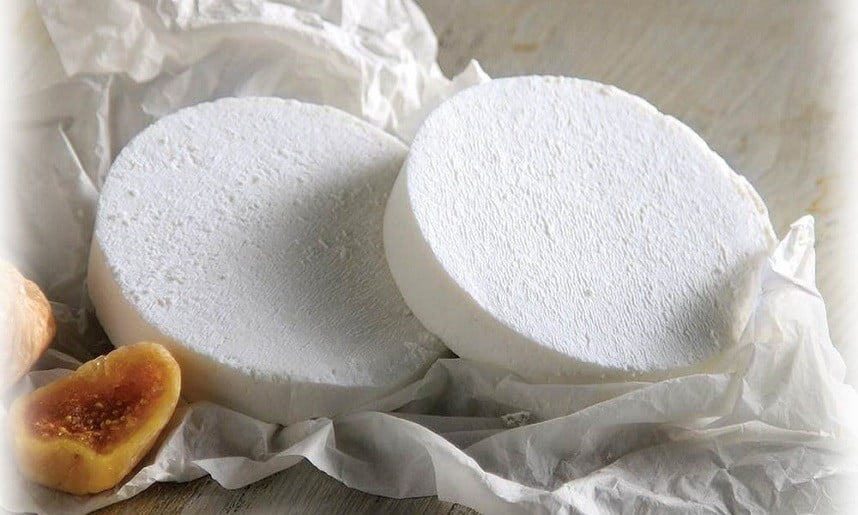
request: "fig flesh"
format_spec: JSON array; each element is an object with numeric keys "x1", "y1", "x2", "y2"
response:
[{"x1": 8, "y1": 342, "x2": 181, "y2": 494}]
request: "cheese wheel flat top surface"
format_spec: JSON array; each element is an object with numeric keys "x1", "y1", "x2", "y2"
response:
[
  {"x1": 385, "y1": 76, "x2": 776, "y2": 381},
  {"x1": 89, "y1": 97, "x2": 445, "y2": 423}
]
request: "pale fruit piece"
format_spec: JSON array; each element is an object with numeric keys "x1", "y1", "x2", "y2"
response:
[{"x1": 1, "y1": 261, "x2": 56, "y2": 390}]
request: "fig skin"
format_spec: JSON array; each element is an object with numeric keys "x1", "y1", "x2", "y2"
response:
[
  {"x1": 8, "y1": 342, "x2": 181, "y2": 494},
  {"x1": 1, "y1": 261, "x2": 56, "y2": 390}
]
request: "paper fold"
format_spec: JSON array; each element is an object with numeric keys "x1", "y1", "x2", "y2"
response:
[{"x1": 3, "y1": 1, "x2": 854, "y2": 513}]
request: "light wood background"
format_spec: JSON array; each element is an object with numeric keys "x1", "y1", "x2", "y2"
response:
[{"x1": 98, "y1": 1, "x2": 850, "y2": 513}]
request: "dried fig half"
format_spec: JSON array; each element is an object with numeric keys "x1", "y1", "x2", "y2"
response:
[{"x1": 8, "y1": 342, "x2": 181, "y2": 494}]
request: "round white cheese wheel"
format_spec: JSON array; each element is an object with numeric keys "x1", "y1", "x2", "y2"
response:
[
  {"x1": 384, "y1": 76, "x2": 776, "y2": 382},
  {"x1": 88, "y1": 97, "x2": 446, "y2": 424}
]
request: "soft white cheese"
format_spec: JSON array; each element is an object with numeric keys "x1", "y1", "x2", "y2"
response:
[
  {"x1": 88, "y1": 97, "x2": 446, "y2": 424},
  {"x1": 384, "y1": 76, "x2": 776, "y2": 382}
]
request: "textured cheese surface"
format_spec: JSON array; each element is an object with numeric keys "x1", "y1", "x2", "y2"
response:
[
  {"x1": 384, "y1": 76, "x2": 777, "y2": 381},
  {"x1": 89, "y1": 97, "x2": 445, "y2": 424}
]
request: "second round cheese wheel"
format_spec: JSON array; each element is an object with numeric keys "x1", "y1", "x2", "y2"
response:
[
  {"x1": 88, "y1": 97, "x2": 446, "y2": 424},
  {"x1": 384, "y1": 76, "x2": 776, "y2": 382}
]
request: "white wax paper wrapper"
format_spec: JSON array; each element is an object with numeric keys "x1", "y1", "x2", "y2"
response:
[
  {"x1": 3, "y1": 218, "x2": 857, "y2": 514},
  {"x1": 4, "y1": 1, "x2": 856, "y2": 514}
]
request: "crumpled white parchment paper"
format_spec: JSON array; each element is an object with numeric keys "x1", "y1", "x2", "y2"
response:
[{"x1": 3, "y1": 1, "x2": 856, "y2": 514}]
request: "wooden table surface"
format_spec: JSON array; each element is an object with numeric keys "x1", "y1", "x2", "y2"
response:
[{"x1": 98, "y1": 1, "x2": 850, "y2": 513}]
